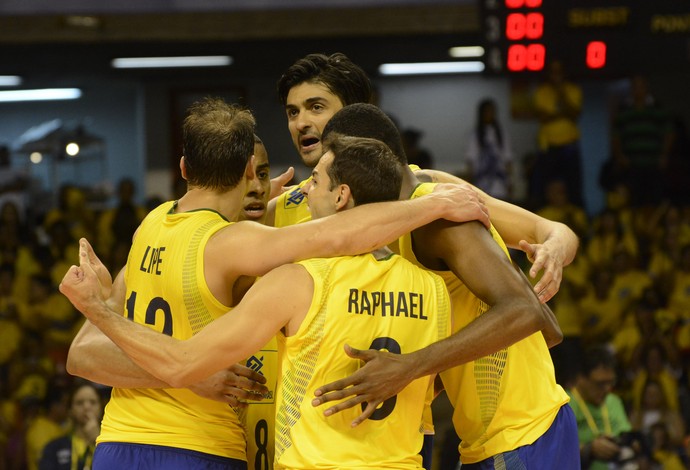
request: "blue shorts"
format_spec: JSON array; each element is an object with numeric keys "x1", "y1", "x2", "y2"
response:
[
  {"x1": 93, "y1": 442, "x2": 247, "y2": 470},
  {"x1": 459, "y1": 405, "x2": 580, "y2": 470}
]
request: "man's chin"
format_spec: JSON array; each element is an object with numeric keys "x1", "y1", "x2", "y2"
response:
[
  {"x1": 300, "y1": 148, "x2": 323, "y2": 168},
  {"x1": 240, "y1": 209, "x2": 266, "y2": 223}
]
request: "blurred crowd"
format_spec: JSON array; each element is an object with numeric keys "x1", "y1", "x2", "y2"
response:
[{"x1": 0, "y1": 179, "x2": 150, "y2": 470}]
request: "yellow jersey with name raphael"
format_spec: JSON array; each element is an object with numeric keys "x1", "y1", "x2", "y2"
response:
[
  {"x1": 401, "y1": 183, "x2": 569, "y2": 464},
  {"x1": 275, "y1": 253, "x2": 450, "y2": 469},
  {"x1": 97, "y1": 201, "x2": 246, "y2": 461}
]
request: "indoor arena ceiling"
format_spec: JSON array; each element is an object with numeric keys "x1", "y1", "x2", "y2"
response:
[{"x1": 0, "y1": 0, "x2": 479, "y2": 82}]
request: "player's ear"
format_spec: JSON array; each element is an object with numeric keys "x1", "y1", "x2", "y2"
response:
[
  {"x1": 179, "y1": 156, "x2": 188, "y2": 180},
  {"x1": 335, "y1": 184, "x2": 354, "y2": 211}
]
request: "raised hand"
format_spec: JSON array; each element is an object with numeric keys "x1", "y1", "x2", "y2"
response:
[
  {"x1": 270, "y1": 166, "x2": 295, "y2": 200},
  {"x1": 519, "y1": 239, "x2": 563, "y2": 303},
  {"x1": 59, "y1": 239, "x2": 106, "y2": 317},
  {"x1": 80, "y1": 238, "x2": 113, "y2": 300}
]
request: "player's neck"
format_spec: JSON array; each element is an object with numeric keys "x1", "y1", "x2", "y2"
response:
[
  {"x1": 399, "y1": 166, "x2": 420, "y2": 200},
  {"x1": 176, "y1": 186, "x2": 244, "y2": 221}
]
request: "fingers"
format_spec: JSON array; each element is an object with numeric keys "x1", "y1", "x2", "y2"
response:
[
  {"x1": 319, "y1": 395, "x2": 379, "y2": 427},
  {"x1": 279, "y1": 166, "x2": 295, "y2": 185},
  {"x1": 79, "y1": 240, "x2": 89, "y2": 262},
  {"x1": 227, "y1": 386, "x2": 265, "y2": 402},
  {"x1": 219, "y1": 366, "x2": 269, "y2": 396},
  {"x1": 531, "y1": 262, "x2": 561, "y2": 303},
  {"x1": 320, "y1": 395, "x2": 368, "y2": 418},
  {"x1": 85, "y1": 239, "x2": 106, "y2": 270},
  {"x1": 534, "y1": 275, "x2": 560, "y2": 303},
  {"x1": 343, "y1": 344, "x2": 366, "y2": 359},
  {"x1": 351, "y1": 401, "x2": 380, "y2": 427},
  {"x1": 270, "y1": 166, "x2": 295, "y2": 199},
  {"x1": 313, "y1": 377, "x2": 357, "y2": 400},
  {"x1": 233, "y1": 377, "x2": 269, "y2": 396},
  {"x1": 229, "y1": 364, "x2": 268, "y2": 384},
  {"x1": 223, "y1": 374, "x2": 269, "y2": 396},
  {"x1": 518, "y1": 240, "x2": 536, "y2": 264}
]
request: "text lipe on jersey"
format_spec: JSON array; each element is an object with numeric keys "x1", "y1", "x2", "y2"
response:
[{"x1": 139, "y1": 245, "x2": 166, "y2": 275}]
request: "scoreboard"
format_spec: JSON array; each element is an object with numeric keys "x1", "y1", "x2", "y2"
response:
[{"x1": 481, "y1": 0, "x2": 690, "y2": 78}]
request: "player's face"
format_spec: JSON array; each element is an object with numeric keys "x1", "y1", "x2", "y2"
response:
[
  {"x1": 239, "y1": 143, "x2": 270, "y2": 223},
  {"x1": 285, "y1": 82, "x2": 344, "y2": 168},
  {"x1": 302, "y1": 151, "x2": 337, "y2": 220}
]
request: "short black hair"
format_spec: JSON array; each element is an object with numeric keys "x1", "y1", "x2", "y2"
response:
[
  {"x1": 277, "y1": 52, "x2": 372, "y2": 107},
  {"x1": 322, "y1": 103, "x2": 407, "y2": 164},
  {"x1": 325, "y1": 134, "x2": 402, "y2": 206}
]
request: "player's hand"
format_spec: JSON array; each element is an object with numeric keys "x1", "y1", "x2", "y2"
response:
[
  {"x1": 79, "y1": 238, "x2": 113, "y2": 300},
  {"x1": 432, "y1": 183, "x2": 490, "y2": 229},
  {"x1": 270, "y1": 166, "x2": 295, "y2": 200},
  {"x1": 189, "y1": 364, "x2": 269, "y2": 408},
  {"x1": 519, "y1": 239, "x2": 563, "y2": 303},
  {"x1": 59, "y1": 239, "x2": 106, "y2": 317},
  {"x1": 312, "y1": 344, "x2": 414, "y2": 427}
]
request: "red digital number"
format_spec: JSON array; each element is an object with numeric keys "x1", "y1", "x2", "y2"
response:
[
  {"x1": 507, "y1": 44, "x2": 526, "y2": 71},
  {"x1": 506, "y1": 0, "x2": 541, "y2": 8},
  {"x1": 505, "y1": 0, "x2": 524, "y2": 8},
  {"x1": 525, "y1": 12, "x2": 543, "y2": 39},
  {"x1": 586, "y1": 41, "x2": 607, "y2": 69},
  {"x1": 506, "y1": 13, "x2": 526, "y2": 40},
  {"x1": 507, "y1": 44, "x2": 545, "y2": 71},
  {"x1": 507, "y1": 13, "x2": 543, "y2": 41},
  {"x1": 526, "y1": 44, "x2": 546, "y2": 71}
]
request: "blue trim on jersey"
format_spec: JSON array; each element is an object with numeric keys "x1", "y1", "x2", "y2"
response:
[{"x1": 93, "y1": 442, "x2": 247, "y2": 470}]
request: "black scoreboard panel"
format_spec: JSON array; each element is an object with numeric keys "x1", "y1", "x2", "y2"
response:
[{"x1": 481, "y1": 0, "x2": 690, "y2": 79}]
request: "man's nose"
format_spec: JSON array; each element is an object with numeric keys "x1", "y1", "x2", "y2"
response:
[
  {"x1": 248, "y1": 174, "x2": 264, "y2": 195},
  {"x1": 295, "y1": 111, "x2": 312, "y2": 131},
  {"x1": 301, "y1": 180, "x2": 312, "y2": 196}
]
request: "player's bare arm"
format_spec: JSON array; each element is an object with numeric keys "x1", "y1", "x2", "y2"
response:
[
  {"x1": 209, "y1": 183, "x2": 490, "y2": 280},
  {"x1": 61, "y1": 242, "x2": 310, "y2": 388},
  {"x1": 66, "y1": 240, "x2": 268, "y2": 403},
  {"x1": 416, "y1": 168, "x2": 578, "y2": 302}
]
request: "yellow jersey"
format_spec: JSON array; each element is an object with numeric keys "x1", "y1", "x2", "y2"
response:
[
  {"x1": 275, "y1": 254, "x2": 450, "y2": 469},
  {"x1": 401, "y1": 183, "x2": 569, "y2": 464},
  {"x1": 98, "y1": 201, "x2": 246, "y2": 460}
]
